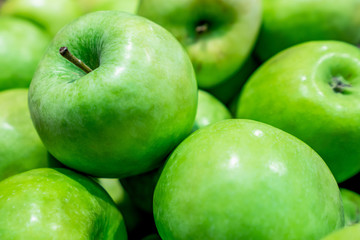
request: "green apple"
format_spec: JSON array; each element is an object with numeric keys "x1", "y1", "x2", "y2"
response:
[
  {"x1": 322, "y1": 223, "x2": 360, "y2": 240},
  {"x1": 255, "y1": 0, "x2": 360, "y2": 61},
  {"x1": 79, "y1": 0, "x2": 139, "y2": 14},
  {"x1": 341, "y1": 188, "x2": 360, "y2": 226},
  {"x1": 206, "y1": 56, "x2": 259, "y2": 105},
  {"x1": 137, "y1": 0, "x2": 262, "y2": 88},
  {"x1": 236, "y1": 41, "x2": 360, "y2": 183},
  {"x1": 121, "y1": 90, "x2": 231, "y2": 212},
  {"x1": 0, "y1": 89, "x2": 60, "y2": 181},
  {"x1": 0, "y1": 17, "x2": 50, "y2": 90},
  {"x1": 1, "y1": 0, "x2": 83, "y2": 36},
  {"x1": 28, "y1": 11, "x2": 197, "y2": 178},
  {"x1": 192, "y1": 90, "x2": 232, "y2": 131},
  {"x1": 0, "y1": 168, "x2": 127, "y2": 239},
  {"x1": 154, "y1": 119, "x2": 344, "y2": 239}
]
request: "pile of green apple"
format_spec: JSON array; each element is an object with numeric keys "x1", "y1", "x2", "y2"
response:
[{"x1": 0, "y1": 0, "x2": 360, "y2": 239}]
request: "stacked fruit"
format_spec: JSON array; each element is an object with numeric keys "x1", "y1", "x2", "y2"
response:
[{"x1": 0, "y1": 0, "x2": 360, "y2": 239}]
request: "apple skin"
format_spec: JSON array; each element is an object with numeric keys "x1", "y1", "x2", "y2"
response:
[
  {"x1": 154, "y1": 119, "x2": 344, "y2": 240},
  {"x1": 0, "y1": 89, "x2": 61, "y2": 181},
  {"x1": 236, "y1": 41, "x2": 360, "y2": 183},
  {"x1": 79, "y1": 0, "x2": 139, "y2": 14},
  {"x1": 192, "y1": 90, "x2": 232, "y2": 131},
  {"x1": 341, "y1": 188, "x2": 360, "y2": 226},
  {"x1": 0, "y1": 17, "x2": 50, "y2": 90},
  {"x1": 29, "y1": 11, "x2": 197, "y2": 178},
  {"x1": 137, "y1": 0, "x2": 262, "y2": 88},
  {"x1": 0, "y1": 168, "x2": 127, "y2": 239},
  {"x1": 322, "y1": 223, "x2": 360, "y2": 240},
  {"x1": 121, "y1": 90, "x2": 231, "y2": 213},
  {"x1": 0, "y1": 0, "x2": 83, "y2": 36},
  {"x1": 255, "y1": 0, "x2": 360, "y2": 61},
  {"x1": 154, "y1": 119, "x2": 344, "y2": 239}
]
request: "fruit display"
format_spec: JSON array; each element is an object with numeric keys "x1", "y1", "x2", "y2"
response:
[{"x1": 0, "y1": 0, "x2": 359, "y2": 239}]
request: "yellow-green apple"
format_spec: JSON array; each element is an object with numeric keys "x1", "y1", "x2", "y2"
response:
[
  {"x1": 138, "y1": 0, "x2": 262, "y2": 88},
  {"x1": 236, "y1": 41, "x2": 360, "y2": 183},
  {"x1": 28, "y1": 11, "x2": 197, "y2": 178}
]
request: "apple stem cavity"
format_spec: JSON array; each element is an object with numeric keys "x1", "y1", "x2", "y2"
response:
[
  {"x1": 195, "y1": 20, "x2": 210, "y2": 35},
  {"x1": 331, "y1": 76, "x2": 351, "y2": 94},
  {"x1": 59, "y1": 47, "x2": 93, "y2": 74}
]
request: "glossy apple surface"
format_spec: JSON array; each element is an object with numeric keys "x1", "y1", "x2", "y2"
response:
[
  {"x1": 237, "y1": 41, "x2": 360, "y2": 183},
  {"x1": 29, "y1": 11, "x2": 197, "y2": 178},
  {"x1": 1, "y1": 0, "x2": 82, "y2": 36},
  {"x1": 154, "y1": 119, "x2": 343, "y2": 239},
  {"x1": 0, "y1": 89, "x2": 58, "y2": 181},
  {"x1": 0, "y1": 168, "x2": 127, "y2": 239},
  {"x1": 255, "y1": 0, "x2": 360, "y2": 61},
  {"x1": 0, "y1": 17, "x2": 50, "y2": 90},
  {"x1": 121, "y1": 90, "x2": 231, "y2": 212},
  {"x1": 138, "y1": 0, "x2": 262, "y2": 88},
  {"x1": 341, "y1": 188, "x2": 360, "y2": 226}
]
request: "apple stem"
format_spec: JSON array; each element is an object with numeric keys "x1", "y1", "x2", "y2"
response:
[
  {"x1": 331, "y1": 76, "x2": 351, "y2": 93},
  {"x1": 59, "y1": 47, "x2": 93, "y2": 74}
]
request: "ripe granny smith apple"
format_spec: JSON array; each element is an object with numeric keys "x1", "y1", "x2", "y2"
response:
[
  {"x1": 0, "y1": 89, "x2": 57, "y2": 181},
  {"x1": 29, "y1": 11, "x2": 197, "y2": 178},
  {"x1": 121, "y1": 90, "x2": 231, "y2": 212},
  {"x1": 154, "y1": 119, "x2": 344, "y2": 240},
  {"x1": 0, "y1": 17, "x2": 50, "y2": 90},
  {"x1": 1, "y1": 0, "x2": 82, "y2": 36},
  {"x1": 138, "y1": 0, "x2": 262, "y2": 88},
  {"x1": 236, "y1": 41, "x2": 360, "y2": 182},
  {"x1": 0, "y1": 168, "x2": 127, "y2": 239},
  {"x1": 341, "y1": 188, "x2": 360, "y2": 226},
  {"x1": 322, "y1": 223, "x2": 360, "y2": 240},
  {"x1": 255, "y1": 0, "x2": 360, "y2": 61}
]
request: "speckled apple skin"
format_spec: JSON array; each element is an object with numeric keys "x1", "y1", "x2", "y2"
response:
[
  {"x1": 138, "y1": 0, "x2": 262, "y2": 88},
  {"x1": 0, "y1": 89, "x2": 53, "y2": 181},
  {"x1": 154, "y1": 119, "x2": 344, "y2": 240},
  {"x1": 0, "y1": 168, "x2": 127, "y2": 239},
  {"x1": 237, "y1": 41, "x2": 360, "y2": 183},
  {"x1": 29, "y1": 11, "x2": 197, "y2": 178}
]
